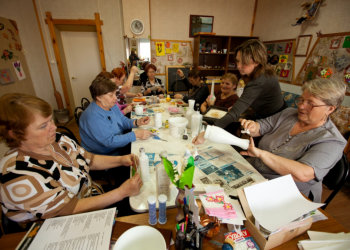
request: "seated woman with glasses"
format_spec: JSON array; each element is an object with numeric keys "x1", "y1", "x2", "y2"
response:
[
  {"x1": 140, "y1": 64, "x2": 165, "y2": 96},
  {"x1": 194, "y1": 78, "x2": 347, "y2": 202},
  {"x1": 200, "y1": 73, "x2": 239, "y2": 114}
]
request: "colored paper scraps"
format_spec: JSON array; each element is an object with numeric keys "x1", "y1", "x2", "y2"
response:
[
  {"x1": 155, "y1": 42, "x2": 165, "y2": 56},
  {"x1": 199, "y1": 189, "x2": 245, "y2": 225},
  {"x1": 279, "y1": 54, "x2": 288, "y2": 63},
  {"x1": 172, "y1": 43, "x2": 179, "y2": 53}
]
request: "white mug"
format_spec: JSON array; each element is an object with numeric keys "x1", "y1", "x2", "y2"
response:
[{"x1": 135, "y1": 105, "x2": 143, "y2": 115}]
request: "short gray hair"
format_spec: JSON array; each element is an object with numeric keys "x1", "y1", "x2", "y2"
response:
[{"x1": 302, "y1": 78, "x2": 346, "y2": 108}]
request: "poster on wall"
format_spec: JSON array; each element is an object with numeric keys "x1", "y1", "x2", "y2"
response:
[
  {"x1": 295, "y1": 32, "x2": 350, "y2": 96},
  {"x1": 264, "y1": 39, "x2": 296, "y2": 83},
  {"x1": 0, "y1": 68, "x2": 15, "y2": 85},
  {"x1": 12, "y1": 60, "x2": 26, "y2": 80},
  {"x1": 151, "y1": 39, "x2": 193, "y2": 75}
]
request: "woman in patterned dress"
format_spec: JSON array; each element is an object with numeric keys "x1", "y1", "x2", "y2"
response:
[{"x1": 0, "y1": 93, "x2": 142, "y2": 224}]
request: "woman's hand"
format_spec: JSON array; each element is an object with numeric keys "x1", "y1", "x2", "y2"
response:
[
  {"x1": 206, "y1": 95, "x2": 216, "y2": 106},
  {"x1": 192, "y1": 131, "x2": 206, "y2": 145},
  {"x1": 239, "y1": 119, "x2": 260, "y2": 137},
  {"x1": 157, "y1": 87, "x2": 165, "y2": 93},
  {"x1": 130, "y1": 66, "x2": 138, "y2": 75},
  {"x1": 138, "y1": 116, "x2": 150, "y2": 125},
  {"x1": 174, "y1": 94, "x2": 183, "y2": 99},
  {"x1": 119, "y1": 154, "x2": 139, "y2": 168},
  {"x1": 119, "y1": 173, "x2": 142, "y2": 197},
  {"x1": 134, "y1": 129, "x2": 152, "y2": 139},
  {"x1": 135, "y1": 93, "x2": 143, "y2": 97},
  {"x1": 123, "y1": 105, "x2": 133, "y2": 114},
  {"x1": 240, "y1": 137, "x2": 262, "y2": 158},
  {"x1": 144, "y1": 88, "x2": 152, "y2": 95},
  {"x1": 176, "y1": 69, "x2": 184, "y2": 78}
]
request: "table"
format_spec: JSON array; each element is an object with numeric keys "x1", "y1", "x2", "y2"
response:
[
  {"x1": 1, "y1": 207, "x2": 348, "y2": 250},
  {"x1": 129, "y1": 100, "x2": 265, "y2": 212}
]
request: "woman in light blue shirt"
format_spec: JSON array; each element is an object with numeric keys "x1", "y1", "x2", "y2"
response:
[{"x1": 80, "y1": 76, "x2": 152, "y2": 156}]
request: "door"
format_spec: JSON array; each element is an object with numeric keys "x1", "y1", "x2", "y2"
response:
[{"x1": 61, "y1": 31, "x2": 101, "y2": 108}]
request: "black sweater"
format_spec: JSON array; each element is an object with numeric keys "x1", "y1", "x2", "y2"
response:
[{"x1": 214, "y1": 74, "x2": 285, "y2": 128}]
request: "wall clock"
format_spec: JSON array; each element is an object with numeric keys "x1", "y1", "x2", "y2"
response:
[{"x1": 130, "y1": 19, "x2": 144, "y2": 35}]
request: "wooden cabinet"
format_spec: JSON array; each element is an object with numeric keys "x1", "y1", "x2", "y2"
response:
[{"x1": 193, "y1": 34, "x2": 258, "y2": 79}]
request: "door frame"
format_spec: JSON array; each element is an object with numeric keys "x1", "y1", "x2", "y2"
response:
[{"x1": 45, "y1": 12, "x2": 106, "y2": 114}]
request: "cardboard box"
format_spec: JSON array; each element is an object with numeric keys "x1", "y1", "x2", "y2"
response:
[{"x1": 237, "y1": 188, "x2": 313, "y2": 249}]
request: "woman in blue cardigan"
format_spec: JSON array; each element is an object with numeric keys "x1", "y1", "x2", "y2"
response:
[{"x1": 79, "y1": 75, "x2": 152, "y2": 156}]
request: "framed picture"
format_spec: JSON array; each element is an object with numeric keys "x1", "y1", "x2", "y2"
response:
[
  {"x1": 295, "y1": 35, "x2": 312, "y2": 56},
  {"x1": 189, "y1": 15, "x2": 214, "y2": 37},
  {"x1": 330, "y1": 38, "x2": 341, "y2": 49}
]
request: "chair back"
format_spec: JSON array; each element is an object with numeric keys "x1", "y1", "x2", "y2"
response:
[
  {"x1": 322, "y1": 153, "x2": 349, "y2": 209},
  {"x1": 81, "y1": 97, "x2": 90, "y2": 110},
  {"x1": 56, "y1": 126, "x2": 80, "y2": 145},
  {"x1": 74, "y1": 107, "x2": 84, "y2": 126}
]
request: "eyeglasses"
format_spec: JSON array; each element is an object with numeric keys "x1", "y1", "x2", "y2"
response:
[{"x1": 295, "y1": 97, "x2": 329, "y2": 110}]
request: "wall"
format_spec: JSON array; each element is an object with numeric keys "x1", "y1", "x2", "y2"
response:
[
  {"x1": 254, "y1": 0, "x2": 350, "y2": 106},
  {"x1": 122, "y1": 0, "x2": 150, "y2": 39},
  {"x1": 0, "y1": 0, "x2": 126, "y2": 109},
  {"x1": 150, "y1": 0, "x2": 255, "y2": 40}
]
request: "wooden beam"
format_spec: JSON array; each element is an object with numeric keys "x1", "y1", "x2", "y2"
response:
[
  {"x1": 45, "y1": 12, "x2": 72, "y2": 115},
  {"x1": 95, "y1": 13, "x2": 106, "y2": 71},
  {"x1": 45, "y1": 19, "x2": 103, "y2": 26},
  {"x1": 250, "y1": 0, "x2": 258, "y2": 36}
]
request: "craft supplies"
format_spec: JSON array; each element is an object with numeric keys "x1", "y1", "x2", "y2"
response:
[
  {"x1": 147, "y1": 195, "x2": 157, "y2": 225},
  {"x1": 169, "y1": 117, "x2": 188, "y2": 138},
  {"x1": 204, "y1": 125, "x2": 249, "y2": 150},
  {"x1": 224, "y1": 228, "x2": 260, "y2": 250},
  {"x1": 191, "y1": 111, "x2": 202, "y2": 137},
  {"x1": 135, "y1": 104, "x2": 143, "y2": 115},
  {"x1": 158, "y1": 194, "x2": 167, "y2": 224}
]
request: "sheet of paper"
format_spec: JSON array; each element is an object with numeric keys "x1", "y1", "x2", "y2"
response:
[
  {"x1": 28, "y1": 208, "x2": 116, "y2": 250},
  {"x1": 308, "y1": 231, "x2": 350, "y2": 240},
  {"x1": 298, "y1": 240, "x2": 350, "y2": 250},
  {"x1": 244, "y1": 175, "x2": 323, "y2": 232}
]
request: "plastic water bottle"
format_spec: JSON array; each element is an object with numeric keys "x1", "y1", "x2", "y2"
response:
[
  {"x1": 191, "y1": 110, "x2": 202, "y2": 138},
  {"x1": 139, "y1": 147, "x2": 150, "y2": 182},
  {"x1": 185, "y1": 99, "x2": 195, "y2": 129},
  {"x1": 157, "y1": 151, "x2": 170, "y2": 197}
]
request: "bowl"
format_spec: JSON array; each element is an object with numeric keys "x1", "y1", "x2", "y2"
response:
[{"x1": 113, "y1": 225, "x2": 166, "y2": 250}]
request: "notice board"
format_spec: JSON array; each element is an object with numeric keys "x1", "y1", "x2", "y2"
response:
[
  {"x1": 295, "y1": 32, "x2": 350, "y2": 96},
  {"x1": 150, "y1": 39, "x2": 193, "y2": 75},
  {"x1": 264, "y1": 39, "x2": 296, "y2": 84}
]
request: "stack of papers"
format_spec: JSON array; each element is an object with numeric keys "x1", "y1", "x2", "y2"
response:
[
  {"x1": 243, "y1": 175, "x2": 324, "y2": 233},
  {"x1": 19, "y1": 208, "x2": 116, "y2": 250},
  {"x1": 199, "y1": 189, "x2": 245, "y2": 225},
  {"x1": 298, "y1": 231, "x2": 350, "y2": 249}
]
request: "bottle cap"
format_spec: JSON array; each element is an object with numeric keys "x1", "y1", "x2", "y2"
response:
[
  {"x1": 158, "y1": 194, "x2": 167, "y2": 203},
  {"x1": 147, "y1": 195, "x2": 156, "y2": 204},
  {"x1": 139, "y1": 147, "x2": 145, "y2": 153}
]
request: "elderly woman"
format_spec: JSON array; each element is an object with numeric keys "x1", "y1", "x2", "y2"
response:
[
  {"x1": 200, "y1": 73, "x2": 239, "y2": 113},
  {"x1": 195, "y1": 78, "x2": 347, "y2": 202},
  {"x1": 175, "y1": 69, "x2": 209, "y2": 107},
  {"x1": 141, "y1": 64, "x2": 165, "y2": 96},
  {"x1": 0, "y1": 93, "x2": 142, "y2": 224},
  {"x1": 79, "y1": 76, "x2": 152, "y2": 156}
]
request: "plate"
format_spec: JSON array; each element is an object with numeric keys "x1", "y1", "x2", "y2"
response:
[
  {"x1": 204, "y1": 108, "x2": 227, "y2": 119},
  {"x1": 113, "y1": 225, "x2": 166, "y2": 250}
]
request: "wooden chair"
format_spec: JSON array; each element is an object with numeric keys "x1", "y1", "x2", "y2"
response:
[
  {"x1": 322, "y1": 153, "x2": 349, "y2": 210},
  {"x1": 56, "y1": 126, "x2": 80, "y2": 145},
  {"x1": 80, "y1": 97, "x2": 90, "y2": 110},
  {"x1": 74, "y1": 107, "x2": 84, "y2": 126}
]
